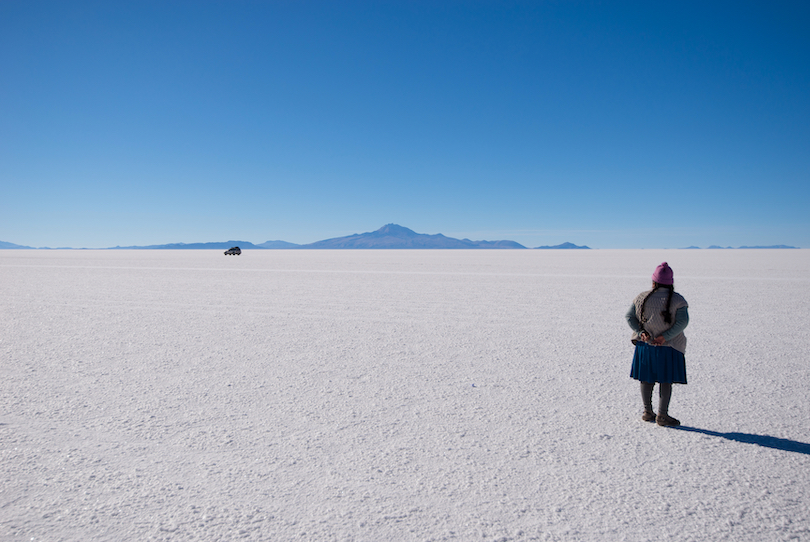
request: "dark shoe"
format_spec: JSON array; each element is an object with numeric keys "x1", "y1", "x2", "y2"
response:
[
  {"x1": 642, "y1": 410, "x2": 657, "y2": 422},
  {"x1": 656, "y1": 414, "x2": 680, "y2": 427}
]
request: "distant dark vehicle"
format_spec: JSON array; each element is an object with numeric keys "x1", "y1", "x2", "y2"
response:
[{"x1": 224, "y1": 247, "x2": 241, "y2": 255}]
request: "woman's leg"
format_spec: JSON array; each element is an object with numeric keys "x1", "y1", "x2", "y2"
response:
[
  {"x1": 641, "y1": 382, "x2": 655, "y2": 421},
  {"x1": 657, "y1": 383, "x2": 680, "y2": 426},
  {"x1": 658, "y1": 383, "x2": 672, "y2": 414}
]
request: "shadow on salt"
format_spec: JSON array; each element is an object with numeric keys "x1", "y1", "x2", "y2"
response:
[{"x1": 674, "y1": 426, "x2": 810, "y2": 455}]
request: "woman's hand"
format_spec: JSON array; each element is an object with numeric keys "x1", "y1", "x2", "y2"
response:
[{"x1": 640, "y1": 331, "x2": 665, "y2": 345}]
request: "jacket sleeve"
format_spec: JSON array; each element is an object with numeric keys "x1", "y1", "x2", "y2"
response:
[
  {"x1": 662, "y1": 306, "x2": 689, "y2": 341},
  {"x1": 625, "y1": 304, "x2": 642, "y2": 332}
]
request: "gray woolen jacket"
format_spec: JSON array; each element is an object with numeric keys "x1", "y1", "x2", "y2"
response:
[{"x1": 625, "y1": 288, "x2": 689, "y2": 354}]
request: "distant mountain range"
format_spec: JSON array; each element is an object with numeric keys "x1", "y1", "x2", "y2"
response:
[
  {"x1": 0, "y1": 225, "x2": 800, "y2": 250},
  {"x1": 535, "y1": 242, "x2": 590, "y2": 249},
  {"x1": 684, "y1": 245, "x2": 799, "y2": 249},
  {"x1": 297, "y1": 224, "x2": 529, "y2": 249},
  {"x1": 0, "y1": 241, "x2": 34, "y2": 249},
  {"x1": 101, "y1": 224, "x2": 531, "y2": 250},
  {"x1": 109, "y1": 241, "x2": 266, "y2": 250},
  {"x1": 708, "y1": 245, "x2": 798, "y2": 249}
]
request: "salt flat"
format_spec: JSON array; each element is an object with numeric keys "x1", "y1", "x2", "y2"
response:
[{"x1": 1, "y1": 249, "x2": 809, "y2": 541}]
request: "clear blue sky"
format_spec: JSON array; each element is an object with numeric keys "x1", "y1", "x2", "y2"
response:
[{"x1": 2, "y1": 1, "x2": 808, "y2": 248}]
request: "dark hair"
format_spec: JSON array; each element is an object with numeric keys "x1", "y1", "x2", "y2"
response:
[{"x1": 640, "y1": 282, "x2": 674, "y2": 326}]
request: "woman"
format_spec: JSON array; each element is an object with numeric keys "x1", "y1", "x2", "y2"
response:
[{"x1": 625, "y1": 262, "x2": 689, "y2": 427}]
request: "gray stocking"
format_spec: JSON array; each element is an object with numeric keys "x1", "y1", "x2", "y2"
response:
[
  {"x1": 658, "y1": 383, "x2": 673, "y2": 416},
  {"x1": 641, "y1": 382, "x2": 655, "y2": 413}
]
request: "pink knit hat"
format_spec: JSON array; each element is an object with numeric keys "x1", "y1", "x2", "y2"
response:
[{"x1": 652, "y1": 262, "x2": 674, "y2": 285}]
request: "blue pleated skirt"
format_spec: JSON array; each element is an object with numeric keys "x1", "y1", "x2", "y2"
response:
[{"x1": 630, "y1": 342, "x2": 687, "y2": 384}]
